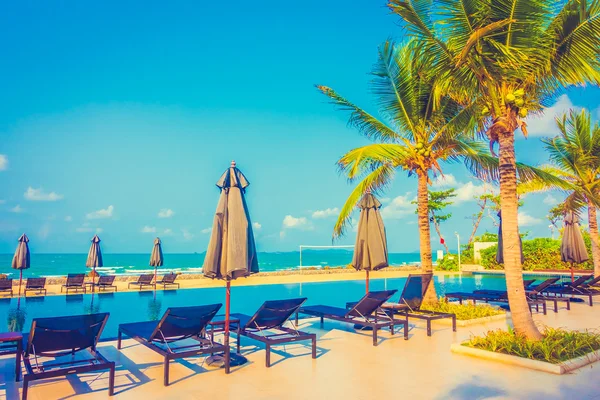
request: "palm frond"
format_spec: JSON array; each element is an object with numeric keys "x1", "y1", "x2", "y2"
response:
[{"x1": 337, "y1": 143, "x2": 410, "y2": 180}]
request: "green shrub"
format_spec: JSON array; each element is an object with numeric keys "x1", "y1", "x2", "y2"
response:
[
  {"x1": 422, "y1": 300, "x2": 504, "y2": 321},
  {"x1": 436, "y1": 254, "x2": 459, "y2": 271},
  {"x1": 461, "y1": 232, "x2": 499, "y2": 263},
  {"x1": 480, "y1": 236, "x2": 594, "y2": 271},
  {"x1": 465, "y1": 327, "x2": 600, "y2": 363}
]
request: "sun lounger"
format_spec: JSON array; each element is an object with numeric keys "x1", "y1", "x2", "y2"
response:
[
  {"x1": 542, "y1": 276, "x2": 600, "y2": 306},
  {"x1": 0, "y1": 278, "x2": 13, "y2": 297},
  {"x1": 296, "y1": 290, "x2": 407, "y2": 346},
  {"x1": 21, "y1": 313, "x2": 115, "y2": 400},
  {"x1": 225, "y1": 298, "x2": 316, "y2": 367},
  {"x1": 475, "y1": 277, "x2": 570, "y2": 313},
  {"x1": 560, "y1": 275, "x2": 592, "y2": 288},
  {"x1": 128, "y1": 274, "x2": 154, "y2": 290},
  {"x1": 445, "y1": 291, "x2": 547, "y2": 314},
  {"x1": 374, "y1": 274, "x2": 456, "y2": 336},
  {"x1": 89, "y1": 275, "x2": 117, "y2": 292},
  {"x1": 61, "y1": 273, "x2": 86, "y2": 294},
  {"x1": 118, "y1": 304, "x2": 229, "y2": 386},
  {"x1": 155, "y1": 273, "x2": 179, "y2": 289},
  {"x1": 24, "y1": 278, "x2": 46, "y2": 296}
]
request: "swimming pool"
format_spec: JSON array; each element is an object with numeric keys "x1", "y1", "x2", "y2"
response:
[{"x1": 0, "y1": 274, "x2": 548, "y2": 338}]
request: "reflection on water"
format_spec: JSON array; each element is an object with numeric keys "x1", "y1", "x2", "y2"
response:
[
  {"x1": 147, "y1": 297, "x2": 162, "y2": 321},
  {"x1": 7, "y1": 307, "x2": 26, "y2": 332}
]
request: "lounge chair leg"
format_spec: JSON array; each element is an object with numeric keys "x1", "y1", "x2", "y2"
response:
[
  {"x1": 372, "y1": 326, "x2": 378, "y2": 346},
  {"x1": 224, "y1": 347, "x2": 230, "y2": 374},
  {"x1": 427, "y1": 321, "x2": 432, "y2": 337},
  {"x1": 404, "y1": 322, "x2": 408, "y2": 340},
  {"x1": 589, "y1": 296, "x2": 593, "y2": 307},
  {"x1": 109, "y1": 362, "x2": 115, "y2": 396},
  {"x1": 452, "y1": 316, "x2": 457, "y2": 332},
  {"x1": 117, "y1": 330, "x2": 122, "y2": 349},
  {"x1": 163, "y1": 357, "x2": 170, "y2": 386},
  {"x1": 320, "y1": 316, "x2": 324, "y2": 326},
  {"x1": 554, "y1": 301, "x2": 558, "y2": 313},
  {"x1": 22, "y1": 376, "x2": 29, "y2": 400},
  {"x1": 294, "y1": 313, "x2": 298, "y2": 326},
  {"x1": 312, "y1": 336, "x2": 317, "y2": 359},
  {"x1": 543, "y1": 302, "x2": 547, "y2": 315},
  {"x1": 567, "y1": 299, "x2": 571, "y2": 310},
  {"x1": 266, "y1": 344, "x2": 271, "y2": 367}
]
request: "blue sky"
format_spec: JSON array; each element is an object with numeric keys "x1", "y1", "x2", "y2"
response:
[{"x1": 1, "y1": 1, "x2": 599, "y2": 254}]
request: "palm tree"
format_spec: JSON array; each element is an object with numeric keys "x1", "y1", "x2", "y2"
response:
[
  {"x1": 319, "y1": 41, "x2": 544, "y2": 302},
  {"x1": 542, "y1": 109, "x2": 600, "y2": 276},
  {"x1": 388, "y1": 0, "x2": 600, "y2": 340}
]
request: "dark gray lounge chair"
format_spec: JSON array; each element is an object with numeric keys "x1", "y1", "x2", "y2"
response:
[
  {"x1": 445, "y1": 292, "x2": 547, "y2": 314},
  {"x1": 227, "y1": 298, "x2": 316, "y2": 367},
  {"x1": 118, "y1": 304, "x2": 229, "y2": 386},
  {"x1": 24, "y1": 278, "x2": 46, "y2": 296},
  {"x1": 155, "y1": 273, "x2": 179, "y2": 289},
  {"x1": 61, "y1": 273, "x2": 86, "y2": 294},
  {"x1": 296, "y1": 290, "x2": 407, "y2": 346},
  {"x1": 128, "y1": 274, "x2": 154, "y2": 290},
  {"x1": 89, "y1": 275, "x2": 118, "y2": 292},
  {"x1": 376, "y1": 274, "x2": 456, "y2": 336},
  {"x1": 0, "y1": 278, "x2": 14, "y2": 297},
  {"x1": 543, "y1": 275, "x2": 600, "y2": 306},
  {"x1": 21, "y1": 313, "x2": 115, "y2": 400}
]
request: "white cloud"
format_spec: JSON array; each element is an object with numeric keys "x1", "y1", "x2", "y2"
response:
[
  {"x1": 24, "y1": 187, "x2": 64, "y2": 202},
  {"x1": 86, "y1": 205, "x2": 114, "y2": 220},
  {"x1": 96, "y1": 228, "x2": 103, "y2": 234},
  {"x1": 0, "y1": 154, "x2": 7, "y2": 171},
  {"x1": 312, "y1": 207, "x2": 340, "y2": 219},
  {"x1": 253, "y1": 222, "x2": 262, "y2": 230},
  {"x1": 379, "y1": 197, "x2": 391, "y2": 204},
  {"x1": 182, "y1": 228, "x2": 195, "y2": 240},
  {"x1": 454, "y1": 181, "x2": 494, "y2": 203},
  {"x1": 163, "y1": 228, "x2": 173, "y2": 236},
  {"x1": 10, "y1": 205, "x2": 24, "y2": 213},
  {"x1": 141, "y1": 226, "x2": 156, "y2": 233},
  {"x1": 283, "y1": 215, "x2": 310, "y2": 229},
  {"x1": 201, "y1": 227, "x2": 212, "y2": 234},
  {"x1": 543, "y1": 194, "x2": 559, "y2": 205},
  {"x1": 76, "y1": 226, "x2": 93, "y2": 233},
  {"x1": 279, "y1": 230, "x2": 286, "y2": 239},
  {"x1": 526, "y1": 95, "x2": 578, "y2": 137},
  {"x1": 65, "y1": 216, "x2": 73, "y2": 222},
  {"x1": 432, "y1": 174, "x2": 458, "y2": 188},
  {"x1": 158, "y1": 208, "x2": 175, "y2": 218},
  {"x1": 39, "y1": 223, "x2": 51, "y2": 240},
  {"x1": 518, "y1": 212, "x2": 543, "y2": 226},
  {"x1": 0, "y1": 199, "x2": 5, "y2": 204},
  {"x1": 380, "y1": 194, "x2": 415, "y2": 219}
]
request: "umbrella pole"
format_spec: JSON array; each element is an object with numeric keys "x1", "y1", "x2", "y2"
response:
[
  {"x1": 366, "y1": 270, "x2": 370, "y2": 293},
  {"x1": 571, "y1": 262, "x2": 574, "y2": 283},
  {"x1": 18, "y1": 270, "x2": 23, "y2": 297},
  {"x1": 92, "y1": 266, "x2": 96, "y2": 293}
]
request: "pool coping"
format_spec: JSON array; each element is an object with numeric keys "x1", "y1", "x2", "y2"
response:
[
  {"x1": 450, "y1": 342, "x2": 600, "y2": 374},
  {"x1": 437, "y1": 313, "x2": 508, "y2": 327}
]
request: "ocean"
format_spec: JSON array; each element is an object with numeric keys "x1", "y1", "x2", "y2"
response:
[{"x1": 0, "y1": 250, "x2": 422, "y2": 278}]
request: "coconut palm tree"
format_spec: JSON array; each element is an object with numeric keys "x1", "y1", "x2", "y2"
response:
[
  {"x1": 319, "y1": 41, "x2": 554, "y2": 302},
  {"x1": 542, "y1": 109, "x2": 600, "y2": 276},
  {"x1": 388, "y1": 0, "x2": 600, "y2": 340}
]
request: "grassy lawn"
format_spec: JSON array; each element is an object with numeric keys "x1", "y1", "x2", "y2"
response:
[{"x1": 464, "y1": 328, "x2": 600, "y2": 364}]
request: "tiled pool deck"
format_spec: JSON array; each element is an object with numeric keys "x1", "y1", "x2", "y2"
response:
[{"x1": 1, "y1": 300, "x2": 599, "y2": 400}]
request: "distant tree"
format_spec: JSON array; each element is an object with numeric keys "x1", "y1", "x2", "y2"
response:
[
  {"x1": 413, "y1": 189, "x2": 456, "y2": 254},
  {"x1": 547, "y1": 203, "x2": 566, "y2": 239}
]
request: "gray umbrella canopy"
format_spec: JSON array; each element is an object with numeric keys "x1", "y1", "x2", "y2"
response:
[
  {"x1": 352, "y1": 192, "x2": 388, "y2": 272},
  {"x1": 203, "y1": 161, "x2": 259, "y2": 280},
  {"x1": 496, "y1": 211, "x2": 524, "y2": 264},
  {"x1": 561, "y1": 211, "x2": 589, "y2": 263},
  {"x1": 11, "y1": 233, "x2": 30, "y2": 271},
  {"x1": 86, "y1": 235, "x2": 103, "y2": 269},
  {"x1": 150, "y1": 237, "x2": 164, "y2": 267}
]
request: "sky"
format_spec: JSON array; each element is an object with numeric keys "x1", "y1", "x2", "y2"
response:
[{"x1": 1, "y1": 1, "x2": 599, "y2": 254}]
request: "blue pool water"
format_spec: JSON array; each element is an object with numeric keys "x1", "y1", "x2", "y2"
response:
[{"x1": 0, "y1": 274, "x2": 549, "y2": 338}]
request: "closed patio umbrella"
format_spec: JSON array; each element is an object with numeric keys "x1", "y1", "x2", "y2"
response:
[
  {"x1": 561, "y1": 211, "x2": 589, "y2": 283},
  {"x1": 203, "y1": 160, "x2": 259, "y2": 366},
  {"x1": 86, "y1": 235, "x2": 103, "y2": 292},
  {"x1": 11, "y1": 233, "x2": 30, "y2": 297},
  {"x1": 149, "y1": 237, "x2": 164, "y2": 287},
  {"x1": 352, "y1": 190, "x2": 388, "y2": 293},
  {"x1": 496, "y1": 211, "x2": 524, "y2": 265}
]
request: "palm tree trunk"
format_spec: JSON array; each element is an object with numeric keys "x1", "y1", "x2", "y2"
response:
[
  {"x1": 417, "y1": 171, "x2": 437, "y2": 303},
  {"x1": 498, "y1": 130, "x2": 543, "y2": 340},
  {"x1": 587, "y1": 200, "x2": 600, "y2": 277}
]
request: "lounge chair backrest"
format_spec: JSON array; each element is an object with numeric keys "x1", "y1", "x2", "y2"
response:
[
  {"x1": 0, "y1": 279, "x2": 12, "y2": 289},
  {"x1": 150, "y1": 304, "x2": 222, "y2": 343},
  {"x1": 583, "y1": 275, "x2": 600, "y2": 287},
  {"x1": 67, "y1": 273, "x2": 85, "y2": 286},
  {"x1": 25, "y1": 313, "x2": 109, "y2": 357},
  {"x1": 531, "y1": 277, "x2": 560, "y2": 293},
  {"x1": 399, "y1": 274, "x2": 433, "y2": 310},
  {"x1": 98, "y1": 275, "x2": 116, "y2": 285},
  {"x1": 26, "y1": 277, "x2": 46, "y2": 289},
  {"x1": 345, "y1": 290, "x2": 397, "y2": 318},
  {"x1": 138, "y1": 274, "x2": 154, "y2": 284},
  {"x1": 243, "y1": 298, "x2": 307, "y2": 330},
  {"x1": 568, "y1": 275, "x2": 592, "y2": 287},
  {"x1": 161, "y1": 273, "x2": 177, "y2": 284}
]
